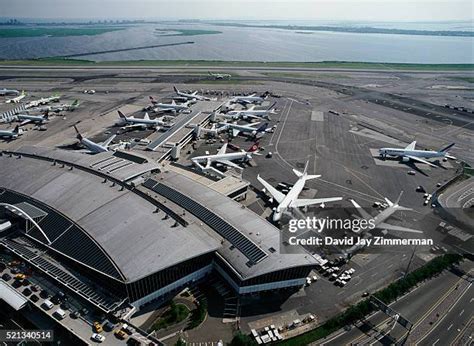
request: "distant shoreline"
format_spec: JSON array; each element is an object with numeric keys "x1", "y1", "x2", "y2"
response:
[
  {"x1": 204, "y1": 22, "x2": 474, "y2": 37},
  {"x1": 0, "y1": 59, "x2": 472, "y2": 71}
]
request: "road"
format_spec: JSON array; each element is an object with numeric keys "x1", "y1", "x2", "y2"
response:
[
  {"x1": 418, "y1": 281, "x2": 473, "y2": 346},
  {"x1": 321, "y1": 262, "x2": 472, "y2": 345}
]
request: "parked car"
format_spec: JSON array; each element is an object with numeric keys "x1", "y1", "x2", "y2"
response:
[
  {"x1": 93, "y1": 321, "x2": 103, "y2": 333},
  {"x1": 91, "y1": 333, "x2": 105, "y2": 342},
  {"x1": 70, "y1": 310, "x2": 81, "y2": 319},
  {"x1": 22, "y1": 287, "x2": 32, "y2": 296},
  {"x1": 39, "y1": 289, "x2": 50, "y2": 299},
  {"x1": 30, "y1": 294, "x2": 39, "y2": 303},
  {"x1": 1, "y1": 273, "x2": 12, "y2": 281}
]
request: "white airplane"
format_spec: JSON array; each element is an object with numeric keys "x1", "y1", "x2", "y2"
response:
[
  {"x1": 350, "y1": 192, "x2": 422, "y2": 234},
  {"x1": 208, "y1": 71, "x2": 231, "y2": 80},
  {"x1": 73, "y1": 126, "x2": 116, "y2": 154},
  {"x1": 26, "y1": 94, "x2": 60, "y2": 109},
  {"x1": 224, "y1": 102, "x2": 277, "y2": 120},
  {"x1": 0, "y1": 88, "x2": 20, "y2": 96},
  {"x1": 191, "y1": 142, "x2": 260, "y2": 172},
  {"x1": 379, "y1": 141, "x2": 455, "y2": 167},
  {"x1": 173, "y1": 86, "x2": 211, "y2": 101},
  {"x1": 5, "y1": 91, "x2": 26, "y2": 104},
  {"x1": 0, "y1": 125, "x2": 21, "y2": 140},
  {"x1": 118, "y1": 110, "x2": 172, "y2": 130},
  {"x1": 230, "y1": 92, "x2": 268, "y2": 105},
  {"x1": 258, "y1": 161, "x2": 343, "y2": 222},
  {"x1": 150, "y1": 97, "x2": 191, "y2": 114},
  {"x1": 218, "y1": 121, "x2": 275, "y2": 138},
  {"x1": 28, "y1": 100, "x2": 80, "y2": 113},
  {"x1": 188, "y1": 123, "x2": 228, "y2": 137},
  {"x1": 16, "y1": 111, "x2": 49, "y2": 126}
]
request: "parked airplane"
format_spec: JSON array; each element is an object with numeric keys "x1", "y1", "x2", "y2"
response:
[
  {"x1": 230, "y1": 92, "x2": 268, "y2": 105},
  {"x1": 29, "y1": 100, "x2": 80, "y2": 113},
  {"x1": 224, "y1": 102, "x2": 277, "y2": 120},
  {"x1": 0, "y1": 125, "x2": 21, "y2": 140},
  {"x1": 73, "y1": 126, "x2": 116, "y2": 154},
  {"x1": 151, "y1": 97, "x2": 191, "y2": 114},
  {"x1": 258, "y1": 161, "x2": 343, "y2": 221},
  {"x1": 191, "y1": 142, "x2": 259, "y2": 173},
  {"x1": 16, "y1": 111, "x2": 49, "y2": 126},
  {"x1": 379, "y1": 141, "x2": 455, "y2": 167},
  {"x1": 188, "y1": 123, "x2": 228, "y2": 137},
  {"x1": 219, "y1": 121, "x2": 275, "y2": 138},
  {"x1": 0, "y1": 88, "x2": 20, "y2": 96},
  {"x1": 208, "y1": 71, "x2": 231, "y2": 80},
  {"x1": 5, "y1": 91, "x2": 26, "y2": 104},
  {"x1": 350, "y1": 192, "x2": 422, "y2": 234},
  {"x1": 118, "y1": 110, "x2": 171, "y2": 130},
  {"x1": 26, "y1": 94, "x2": 60, "y2": 108},
  {"x1": 173, "y1": 86, "x2": 211, "y2": 101}
]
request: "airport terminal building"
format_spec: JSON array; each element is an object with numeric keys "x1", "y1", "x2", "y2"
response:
[{"x1": 0, "y1": 146, "x2": 316, "y2": 313}]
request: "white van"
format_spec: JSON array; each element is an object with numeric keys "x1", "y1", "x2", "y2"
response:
[
  {"x1": 54, "y1": 308, "x2": 66, "y2": 319},
  {"x1": 42, "y1": 299, "x2": 54, "y2": 310}
]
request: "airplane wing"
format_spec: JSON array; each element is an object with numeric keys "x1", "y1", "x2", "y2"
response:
[
  {"x1": 350, "y1": 199, "x2": 373, "y2": 220},
  {"x1": 215, "y1": 159, "x2": 243, "y2": 170},
  {"x1": 122, "y1": 123, "x2": 147, "y2": 130},
  {"x1": 143, "y1": 113, "x2": 150, "y2": 120},
  {"x1": 377, "y1": 222, "x2": 423, "y2": 234},
  {"x1": 257, "y1": 175, "x2": 286, "y2": 204},
  {"x1": 405, "y1": 141, "x2": 416, "y2": 151},
  {"x1": 405, "y1": 155, "x2": 438, "y2": 168},
  {"x1": 293, "y1": 197, "x2": 342, "y2": 208},
  {"x1": 19, "y1": 120, "x2": 32, "y2": 126},
  {"x1": 101, "y1": 134, "x2": 117, "y2": 148},
  {"x1": 217, "y1": 143, "x2": 228, "y2": 155}
]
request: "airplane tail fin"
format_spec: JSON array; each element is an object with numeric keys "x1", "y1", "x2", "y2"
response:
[
  {"x1": 173, "y1": 86, "x2": 179, "y2": 94},
  {"x1": 117, "y1": 110, "x2": 127, "y2": 119},
  {"x1": 43, "y1": 110, "x2": 49, "y2": 120},
  {"x1": 73, "y1": 125, "x2": 83, "y2": 140},
  {"x1": 256, "y1": 122, "x2": 269, "y2": 133},
  {"x1": 71, "y1": 100, "x2": 79, "y2": 107},
  {"x1": 13, "y1": 125, "x2": 20, "y2": 134},
  {"x1": 267, "y1": 101, "x2": 277, "y2": 110},
  {"x1": 440, "y1": 143, "x2": 455, "y2": 152},
  {"x1": 247, "y1": 142, "x2": 260, "y2": 153},
  {"x1": 395, "y1": 190, "x2": 404, "y2": 206},
  {"x1": 149, "y1": 96, "x2": 157, "y2": 104}
]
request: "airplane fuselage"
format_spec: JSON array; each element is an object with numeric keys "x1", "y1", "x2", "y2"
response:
[
  {"x1": 380, "y1": 148, "x2": 446, "y2": 159},
  {"x1": 16, "y1": 114, "x2": 48, "y2": 124},
  {"x1": 192, "y1": 151, "x2": 250, "y2": 164},
  {"x1": 81, "y1": 138, "x2": 108, "y2": 153}
]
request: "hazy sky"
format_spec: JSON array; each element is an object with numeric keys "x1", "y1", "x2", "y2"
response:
[{"x1": 1, "y1": 0, "x2": 473, "y2": 22}]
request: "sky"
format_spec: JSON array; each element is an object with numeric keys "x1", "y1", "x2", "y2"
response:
[{"x1": 1, "y1": 0, "x2": 473, "y2": 22}]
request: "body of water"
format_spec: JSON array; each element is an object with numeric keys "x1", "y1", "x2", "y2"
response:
[{"x1": 0, "y1": 22, "x2": 472, "y2": 63}]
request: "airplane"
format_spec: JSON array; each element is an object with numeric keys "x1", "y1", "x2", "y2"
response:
[
  {"x1": 258, "y1": 161, "x2": 343, "y2": 222},
  {"x1": 379, "y1": 141, "x2": 456, "y2": 167},
  {"x1": 28, "y1": 100, "x2": 80, "y2": 113},
  {"x1": 150, "y1": 98, "x2": 191, "y2": 114},
  {"x1": 5, "y1": 91, "x2": 26, "y2": 103},
  {"x1": 0, "y1": 88, "x2": 20, "y2": 96},
  {"x1": 191, "y1": 142, "x2": 260, "y2": 173},
  {"x1": 230, "y1": 92, "x2": 268, "y2": 105},
  {"x1": 0, "y1": 125, "x2": 21, "y2": 140},
  {"x1": 188, "y1": 123, "x2": 228, "y2": 137},
  {"x1": 218, "y1": 121, "x2": 275, "y2": 138},
  {"x1": 15, "y1": 111, "x2": 49, "y2": 126},
  {"x1": 26, "y1": 94, "x2": 60, "y2": 109},
  {"x1": 173, "y1": 86, "x2": 211, "y2": 101},
  {"x1": 73, "y1": 126, "x2": 116, "y2": 154},
  {"x1": 350, "y1": 192, "x2": 422, "y2": 234},
  {"x1": 208, "y1": 71, "x2": 231, "y2": 80},
  {"x1": 117, "y1": 110, "x2": 172, "y2": 130},
  {"x1": 224, "y1": 102, "x2": 277, "y2": 120}
]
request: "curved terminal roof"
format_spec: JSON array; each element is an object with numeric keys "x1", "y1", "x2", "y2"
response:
[{"x1": 0, "y1": 146, "x2": 315, "y2": 284}]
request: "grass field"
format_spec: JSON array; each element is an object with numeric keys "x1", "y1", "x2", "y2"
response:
[
  {"x1": 0, "y1": 58, "x2": 472, "y2": 71},
  {"x1": 0, "y1": 27, "x2": 125, "y2": 38}
]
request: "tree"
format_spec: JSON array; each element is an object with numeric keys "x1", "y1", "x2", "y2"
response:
[{"x1": 230, "y1": 332, "x2": 257, "y2": 346}]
